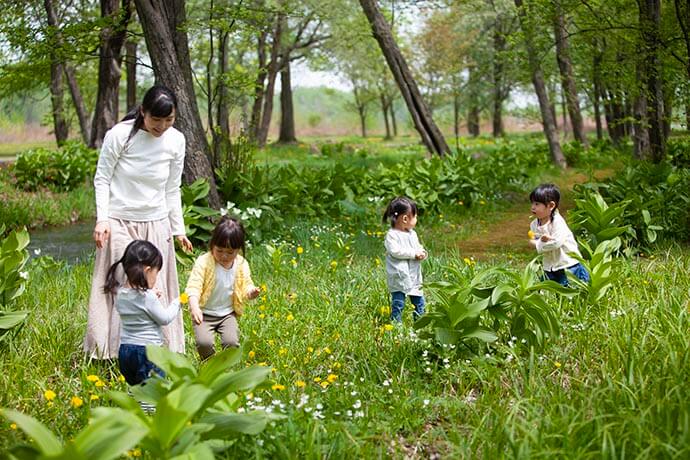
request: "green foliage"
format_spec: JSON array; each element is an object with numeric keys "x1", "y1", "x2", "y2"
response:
[
  {"x1": 12, "y1": 141, "x2": 97, "y2": 192},
  {"x1": 573, "y1": 161, "x2": 690, "y2": 247},
  {"x1": 0, "y1": 224, "x2": 29, "y2": 340},
  {"x1": 569, "y1": 190, "x2": 632, "y2": 247},
  {"x1": 417, "y1": 259, "x2": 572, "y2": 350},
  {"x1": 570, "y1": 238, "x2": 622, "y2": 305},
  {"x1": 1, "y1": 346, "x2": 280, "y2": 459}
]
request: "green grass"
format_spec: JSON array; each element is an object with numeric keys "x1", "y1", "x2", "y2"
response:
[
  {"x1": 0, "y1": 141, "x2": 56, "y2": 159},
  {"x1": 1, "y1": 212, "x2": 688, "y2": 458}
]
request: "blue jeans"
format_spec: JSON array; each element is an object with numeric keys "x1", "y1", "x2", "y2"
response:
[
  {"x1": 391, "y1": 291, "x2": 426, "y2": 322},
  {"x1": 119, "y1": 344, "x2": 164, "y2": 386},
  {"x1": 545, "y1": 263, "x2": 590, "y2": 287}
]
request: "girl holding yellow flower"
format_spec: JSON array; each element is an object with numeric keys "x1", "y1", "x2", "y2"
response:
[
  {"x1": 529, "y1": 184, "x2": 589, "y2": 286},
  {"x1": 185, "y1": 216, "x2": 260, "y2": 360}
]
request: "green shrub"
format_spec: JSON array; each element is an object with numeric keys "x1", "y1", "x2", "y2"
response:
[
  {"x1": 12, "y1": 141, "x2": 97, "y2": 192},
  {"x1": 0, "y1": 225, "x2": 30, "y2": 341}
]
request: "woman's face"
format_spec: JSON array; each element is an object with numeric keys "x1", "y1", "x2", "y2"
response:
[{"x1": 142, "y1": 108, "x2": 176, "y2": 137}]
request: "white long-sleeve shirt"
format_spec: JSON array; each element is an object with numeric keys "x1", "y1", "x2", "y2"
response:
[
  {"x1": 384, "y1": 228, "x2": 425, "y2": 295},
  {"x1": 530, "y1": 211, "x2": 582, "y2": 272},
  {"x1": 115, "y1": 288, "x2": 181, "y2": 346},
  {"x1": 93, "y1": 120, "x2": 186, "y2": 235}
]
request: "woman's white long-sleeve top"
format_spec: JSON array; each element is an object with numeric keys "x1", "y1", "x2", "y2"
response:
[
  {"x1": 384, "y1": 228, "x2": 424, "y2": 295},
  {"x1": 93, "y1": 119, "x2": 186, "y2": 235},
  {"x1": 530, "y1": 211, "x2": 582, "y2": 272}
]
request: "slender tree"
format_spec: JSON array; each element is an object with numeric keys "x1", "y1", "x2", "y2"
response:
[
  {"x1": 359, "y1": 0, "x2": 450, "y2": 156},
  {"x1": 134, "y1": 0, "x2": 221, "y2": 207}
]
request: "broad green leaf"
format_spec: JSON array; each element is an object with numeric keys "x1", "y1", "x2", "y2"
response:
[
  {"x1": 198, "y1": 347, "x2": 242, "y2": 385},
  {"x1": 0, "y1": 311, "x2": 28, "y2": 330},
  {"x1": 201, "y1": 411, "x2": 282, "y2": 438},
  {"x1": 146, "y1": 345, "x2": 197, "y2": 380},
  {"x1": 0, "y1": 409, "x2": 62, "y2": 456},
  {"x1": 152, "y1": 384, "x2": 212, "y2": 449},
  {"x1": 461, "y1": 327, "x2": 498, "y2": 343},
  {"x1": 75, "y1": 408, "x2": 149, "y2": 460}
]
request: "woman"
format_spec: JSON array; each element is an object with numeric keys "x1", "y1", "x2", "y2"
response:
[{"x1": 84, "y1": 85, "x2": 193, "y2": 359}]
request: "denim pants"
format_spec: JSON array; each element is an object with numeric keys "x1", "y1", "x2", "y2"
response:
[
  {"x1": 545, "y1": 263, "x2": 590, "y2": 287},
  {"x1": 391, "y1": 291, "x2": 426, "y2": 322},
  {"x1": 119, "y1": 344, "x2": 164, "y2": 386}
]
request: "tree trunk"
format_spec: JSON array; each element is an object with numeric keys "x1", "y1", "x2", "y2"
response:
[
  {"x1": 359, "y1": 0, "x2": 450, "y2": 156},
  {"x1": 515, "y1": 0, "x2": 566, "y2": 167},
  {"x1": 633, "y1": 94, "x2": 650, "y2": 159},
  {"x1": 380, "y1": 93, "x2": 391, "y2": 140},
  {"x1": 217, "y1": 31, "x2": 230, "y2": 137},
  {"x1": 492, "y1": 14, "x2": 506, "y2": 137},
  {"x1": 674, "y1": 0, "x2": 690, "y2": 129},
  {"x1": 390, "y1": 99, "x2": 398, "y2": 137},
  {"x1": 250, "y1": 29, "x2": 268, "y2": 141},
  {"x1": 64, "y1": 64, "x2": 91, "y2": 144},
  {"x1": 134, "y1": 0, "x2": 220, "y2": 207},
  {"x1": 278, "y1": 58, "x2": 297, "y2": 143},
  {"x1": 257, "y1": 15, "x2": 284, "y2": 147},
  {"x1": 639, "y1": 0, "x2": 665, "y2": 162},
  {"x1": 553, "y1": 2, "x2": 588, "y2": 146},
  {"x1": 467, "y1": 65, "x2": 480, "y2": 137},
  {"x1": 44, "y1": 0, "x2": 69, "y2": 146},
  {"x1": 453, "y1": 93, "x2": 460, "y2": 140},
  {"x1": 90, "y1": 0, "x2": 132, "y2": 149},
  {"x1": 125, "y1": 40, "x2": 138, "y2": 111},
  {"x1": 467, "y1": 106, "x2": 480, "y2": 137},
  {"x1": 592, "y1": 41, "x2": 604, "y2": 141}
]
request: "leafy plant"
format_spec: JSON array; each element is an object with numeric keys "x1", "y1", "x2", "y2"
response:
[
  {"x1": 569, "y1": 237, "x2": 622, "y2": 305},
  {"x1": 12, "y1": 141, "x2": 98, "y2": 192},
  {"x1": 569, "y1": 190, "x2": 631, "y2": 248},
  {"x1": 0, "y1": 225, "x2": 30, "y2": 340},
  {"x1": 1, "y1": 346, "x2": 281, "y2": 459}
]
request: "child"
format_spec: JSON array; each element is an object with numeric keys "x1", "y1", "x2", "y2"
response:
[
  {"x1": 529, "y1": 183, "x2": 590, "y2": 286},
  {"x1": 103, "y1": 240, "x2": 182, "y2": 386},
  {"x1": 185, "y1": 216, "x2": 260, "y2": 360},
  {"x1": 383, "y1": 196, "x2": 428, "y2": 323}
]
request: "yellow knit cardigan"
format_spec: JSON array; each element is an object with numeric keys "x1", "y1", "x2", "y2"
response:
[{"x1": 184, "y1": 252, "x2": 255, "y2": 317}]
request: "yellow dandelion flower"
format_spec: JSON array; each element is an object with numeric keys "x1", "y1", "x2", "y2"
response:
[
  {"x1": 307, "y1": 346, "x2": 314, "y2": 353},
  {"x1": 286, "y1": 313, "x2": 295, "y2": 321},
  {"x1": 291, "y1": 258, "x2": 297, "y2": 267},
  {"x1": 333, "y1": 362, "x2": 342, "y2": 369},
  {"x1": 324, "y1": 347, "x2": 332, "y2": 354},
  {"x1": 248, "y1": 350, "x2": 256, "y2": 359},
  {"x1": 384, "y1": 324, "x2": 394, "y2": 331},
  {"x1": 271, "y1": 383, "x2": 286, "y2": 391},
  {"x1": 330, "y1": 260, "x2": 338, "y2": 269},
  {"x1": 463, "y1": 257, "x2": 472, "y2": 265},
  {"x1": 258, "y1": 313, "x2": 266, "y2": 319},
  {"x1": 258, "y1": 361, "x2": 268, "y2": 366},
  {"x1": 555, "y1": 361, "x2": 562, "y2": 369},
  {"x1": 118, "y1": 375, "x2": 126, "y2": 383},
  {"x1": 179, "y1": 292, "x2": 189, "y2": 304},
  {"x1": 295, "y1": 380, "x2": 306, "y2": 388},
  {"x1": 95, "y1": 380, "x2": 105, "y2": 388},
  {"x1": 327, "y1": 374, "x2": 338, "y2": 383},
  {"x1": 278, "y1": 347, "x2": 288, "y2": 356},
  {"x1": 380, "y1": 305, "x2": 390, "y2": 315},
  {"x1": 527, "y1": 230, "x2": 535, "y2": 239},
  {"x1": 480, "y1": 200, "x2": 486, "y2": 205},
  {"x1": 313, "y1": 377, "x2": 322, "y2": 383},
  {"x1": 320, "y1": 381, "x2": 330, "y2": 389},
  {"x1": 10, "y1": 423, "x2": 17, "y2": 430},
  {"x1": 297, "y1": 246, "x2": 304, "y2": 254},
  {"x1": 131, "y1": 448, "x2": 142, "y2": 457},
  {"x1": 375, "y1": 257, "x2": 381, "y2": 266},
  {"x1": 260, "y1": 283, "x2": 267, "y2": 292},
  {"x1": 258, "y1": 304, "x2": 266, "y2": 311},
  {"x1": 86, "y1": 374, "x2": 100, "y2": 383},
  {"x1": 44, "y1": 390, "x2": 56, "y2": 401},
  {"x1": 90, "y1": 394, "x2": 99, "y2": 402},
  {"x1": 268, "y1": 339, "x2": 275, "y2": 346},
  {"x1": 70, "y1": 396, "x2": 83, "y2": 408}
]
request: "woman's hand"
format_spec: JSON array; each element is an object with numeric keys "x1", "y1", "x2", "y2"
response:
[
  {"x1": 93, "y1": 221, "x2": 110, "y2": 249},
  {"x1": 176, "y1": 235, "x2": 193, "y2": 253}
]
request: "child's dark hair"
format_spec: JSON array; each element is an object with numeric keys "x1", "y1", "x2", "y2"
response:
[
  {"x1": 103, "y1": 240, "x2": 163, "y2": 294},
  {"x1": 382, "y1": 196, "x2": 418, "y2": 227},
  {"x1": 122, "y1": 85, "x2": 177, "y2": 142},
  {"x1": 209, "y1": 216, "x2": 247, "y2": 253},
  {"x1": 529, "y1": 183, "x2": 560, "y2": 218}
]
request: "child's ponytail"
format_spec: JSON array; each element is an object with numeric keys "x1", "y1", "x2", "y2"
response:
[{"x1": 103, "y1": 256, "x2": 124, "y2": 294}]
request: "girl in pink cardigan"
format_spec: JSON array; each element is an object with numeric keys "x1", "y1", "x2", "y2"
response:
[{"x1": 185, "y1": 216, "x2": 260, "y2": 359}]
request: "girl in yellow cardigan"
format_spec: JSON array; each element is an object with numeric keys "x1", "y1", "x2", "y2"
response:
[{"x1": 185, "y1": 216, "x2": 260, "y2": 359}]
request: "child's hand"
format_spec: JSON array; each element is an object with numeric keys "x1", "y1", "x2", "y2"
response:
[
  {"x1": 529, "y1": 239, "x2": 538, "y2": 247},
  {"x1": 189, "y1": 305, "x2": 203, "y2": 325},
  {"x1": 153, "y1": 287, "x2": 163, "y2": 299},
  {"x1": 540, "y1": 234, "x2": 552, "y2": 242},
  {"x1": 415, "y1": 250, "x2": 428, "y2": 260},
  {"x1": 246, "y1": 286, "x2": 261, "y2": 300}
]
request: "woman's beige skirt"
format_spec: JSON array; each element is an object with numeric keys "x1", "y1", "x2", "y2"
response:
[{"x1": 83, "y1": 217, "x2": 185, "y2": 359}]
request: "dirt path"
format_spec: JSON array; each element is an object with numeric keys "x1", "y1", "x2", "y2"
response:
[{"x1": 455, "y1": 169, "x2": 610, "y2": 260}]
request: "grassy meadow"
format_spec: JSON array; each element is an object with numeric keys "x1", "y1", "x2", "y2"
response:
[{"x1": 0, "y1": 135, "x2": 689, "y2": 458}]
